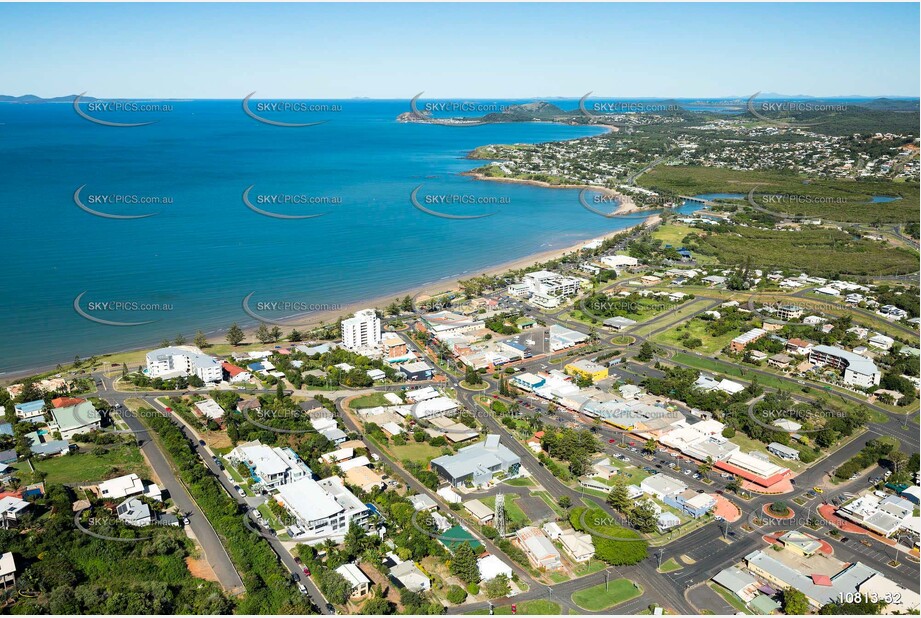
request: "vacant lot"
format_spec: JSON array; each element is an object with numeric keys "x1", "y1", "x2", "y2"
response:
[
  {"x1": 24, "y1": 444, "x2": 149, "y2": 485},
  {"x1": 571, "y1": 579, "x2": 643, "y2": 611}
]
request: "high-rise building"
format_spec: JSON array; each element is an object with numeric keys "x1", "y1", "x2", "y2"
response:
[{"x1": 341, "y1": 309, "x2": 381, "y2": 350}]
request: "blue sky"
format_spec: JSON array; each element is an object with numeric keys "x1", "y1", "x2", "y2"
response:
[{"x1": 1, "y1": 3, "x2": 917, "y2": 98}]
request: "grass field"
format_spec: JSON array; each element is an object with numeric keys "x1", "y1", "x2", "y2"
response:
[
  {"x1": 349, "y1": 392, "x2": 396, "y2": 408},
  {"x1": 652, "y1": 317, "x2": 739, "y2": 355},
  {"x1": 20, "y1": 444, "x2": 148, "y2": 485},
  {"x1": 571, "y1": 579, "x2": 642, "y2": 611},
  {"x1": 630, "y1": 299, "x2": 716, "y2": 338},
  {"x1": 657, "y1": 557, "x2": 683, "y2": 573},
  {"x1": 389, "y1": 441, "x2": 445, "y2": 464},
  {"x1": 504, "y1": 477, "x2": 535, "y2": 487},
  {"x1": 481, "y1": 494, "x2": 527, "y2": 526},
  {"x1": 638, "y1": 166, "x2": 919, "y2": 224},
  {"x1": 467, "y1": 600, "x2": 561, "y2": 615}
]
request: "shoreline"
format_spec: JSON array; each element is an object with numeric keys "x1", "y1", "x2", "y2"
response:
[
  {"x1": 461, "y1": 170, "x2": 648, "y2": 214},
  {"x1": 1, "y1": 214, "x2": 659, "y2": 383}
]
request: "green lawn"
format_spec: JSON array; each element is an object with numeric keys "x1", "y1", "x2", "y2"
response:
[
  {"x1": 467, "y1": 600, "x2": 561, "y2": 615},
  {"x1": 652, "y1": 317, "x2": 739, "y2": 355},
  {"x1": 20, "y1": 444, "x2": 148, "y2": 485},
  {"x1": 504, "y1": 477, "x2": 535, "y2": 487},
  {"x1": 349, "y1": 392, "x2": 398, "y2": 409},
  {"x1": 571, "y1": 579, "x2": 642, "y2": 611},
  {"x1": 389, "y1": 441, "x2": 445, "y2": 464},
  {"x1": 657, "y1": 557, "x2": 683, "y2": 573},
  {"x1": 482, "y1": 494, "x2": 527, "y2": 526}
]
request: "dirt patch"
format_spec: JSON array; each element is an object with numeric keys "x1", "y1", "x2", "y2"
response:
[{"x1": 186, "y1": 555, "x2": 219, "y2": 583}]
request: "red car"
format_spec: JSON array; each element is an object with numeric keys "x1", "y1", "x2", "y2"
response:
[
  {"x1": 609, "y1": 439, "x2": 616, "y2": 444},
  {"x1": 303, "y1": 567, "x2": 311, "y2": 576},
  {"x1": 165, "y1": 407, "x2": 172, "y2": 412}
]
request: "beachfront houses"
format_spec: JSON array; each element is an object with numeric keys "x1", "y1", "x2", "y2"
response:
[
  {"x1": 13, "y1": 400, "x2": 45, "y2": 422},
  {"x1": 146, "y1": 345, "x2": 222, "y2": 382},
  {"x1": 275, "y1": 476, "x2": 371, "y2": 542},
  {"x1": 342, "y1": 309, "x2": 382, "y2": 351},
  {"x1": 430, "y1": 435, "x2": 521, "y2": 487},
  {"x1": 50, "y1": 402, "x2": 100, "y2": 439}
]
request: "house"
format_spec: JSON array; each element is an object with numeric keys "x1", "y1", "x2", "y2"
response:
[
  {"x1": 408, "y1": 494, "x2": 438, "y2": 512},
  {"x1": 0, "y1": 496, "x2": 29, "y2": 528},
  {"x1": 0, "y1": 552, "x2": 15, "y2": 590},
  {"x1": 599, "y1": 254, "x2": 639, "y2": 269},
  {"x1": 542, "y1": 522, "x2": 563, "y2": 540},
  {"x1": 767, "y1": 442, "x2": 800, "y2": 461},
  {"x1": 464, "y1": 499, "x2": 494, "y2": 524},
  {"x1": 116, "y1": 497, "x2": 153, "y2": 527},
  {"x1": 320, "y1": 427, "x2": 348, "y2": 445},
  {"x1": 437, "y1": 487, "x2": 462, "y2": 504},
  {"x1": 275, "y1": 476, "x2": 371, "y2": 541},
  {"x1": 13, "y1": 400, "x2": 45, "y2": 421},
  {"x1": 868, "y1": 334, "x2": 895, "y2": 351},
  {"x1": 389, "y1": 560, "x2": 430, "y2": 593},
  {"x1": 477, "y1": 554, "x2": 513, "y2": 581},
  {"x1": 193, "y1": 398, "x2": 225, "y2": 422},
  {"x1": 430, "y1": 435, "x2": 521, "y2": 487},
  {"x1": 50, "y1": 402, "x2": 100, "y2": 439},
  {"x1": 26, "y1": 431, "x2": 70, "y2": 457},
  {"x1": 50, "y1": 396, "x2": 85, "y2": 409},
  {"x1": 768, "y1": 353, "x2": 792, "y2": 369},
  {"x1": 221, "y1": 362, "x2": 252, "y2": 383},
  {"x1": 657, "y1": 512, "x2": 681, "y2": 532},
  {"x1": 227, "y1": 441, "x2": 311, "y2": 489},
  {"x1": 366, "y1": 368, "x2": 386, "y2": 382},
  {"x1": 712, "y1": 566, "x2": 761, "y2": 603},
  {"x1": 335, "y1": 563, "x2": 372, "y2": 598},
  {"x1": 786, "y1": 338, "x2": 813, "y2": 356},
  {"x1": 97, "y1": 473, "x2": 146, "y2": 499},
  {"x1": 559, "y1": 530, "x2": 595, "y2": 563},
  {"x1": 516, "y1": 526, "x2": 562, "y2": 570}
]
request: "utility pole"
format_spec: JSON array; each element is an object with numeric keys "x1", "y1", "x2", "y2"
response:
[{"x1": 657, "y1": 550, "x2": 663, "y2": 570}]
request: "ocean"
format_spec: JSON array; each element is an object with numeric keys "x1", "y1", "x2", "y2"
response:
[{"x1": 0, "y1": 99, "x2": 701, "y2": 374}]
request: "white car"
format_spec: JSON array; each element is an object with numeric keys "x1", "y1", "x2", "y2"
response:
[{"x1": 297, "y1": 583, "x2": 308, "y2": 594}]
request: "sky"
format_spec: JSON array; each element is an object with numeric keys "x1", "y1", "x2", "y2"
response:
[{"x1": 1, "y1": 3, "x2": 918, "y2": 98}]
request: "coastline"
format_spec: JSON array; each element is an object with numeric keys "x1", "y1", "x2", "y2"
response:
[
  {"x1": 461, "y1": 170, "x2": 647, "y2": 214},
  {"x1": 1, "y1": 214, "x2": 659, "y2": 383}
]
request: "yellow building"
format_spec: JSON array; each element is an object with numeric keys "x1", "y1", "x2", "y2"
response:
[{"x1": 564, "y1": 360, "x2": 609, "y2": 383}]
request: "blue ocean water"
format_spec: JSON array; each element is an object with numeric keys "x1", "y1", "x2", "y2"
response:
[{"x1": 0, "y1": 99, "x2": 701, "y2": 374}]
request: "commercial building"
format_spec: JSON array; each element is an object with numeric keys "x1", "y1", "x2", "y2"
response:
[
  {"x1": 522, "y1": 270, "x2": 583, "y2": 299},
  {"x1": 664, "y1": 489, "x2": 716, "y2": 518},
  {"x1": 767, "y1": 442, "x2": 800, "y2": 461},
  {"x1": 564, "y1": 359, "x2": 609, "y2": 383},
  {"x1": 399, "y1": 361, "x2": 434, "y2": 381},
  {"x1": 809, "y1": 345, "x2": 881, "y2": 388},
  {"x1": 730, "y1": 328, "x2": 766, "y2": 352},
  {"x1": 516, "y1": 526, "x2": 562, "y2": 570},
  {"x1": 714, "y1": 451, "x2": 789, "y2": 488},
  {"x1": 430, "y1": 435, "x2": 521, "y2": 487},
  {"x1": 146, "y1": 345, "x2": 222, "y2": 382},
  {"x1": 342, "y1": 309, "x2": 382, "y2": 350},
  {"x1": 640, "y1": 474, "x2": 688, "y2": 501}
]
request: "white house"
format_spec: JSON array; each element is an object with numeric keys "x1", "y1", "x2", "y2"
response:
[
  {"x1": 227, "y1": 441, "x2": 311, "y2": 489},
  {"x1": 477, "y1": 554, "x2": 513, "y2": 581},
  {"x1": 335, "y1": 563, "x2": 372, "y2": 598}
]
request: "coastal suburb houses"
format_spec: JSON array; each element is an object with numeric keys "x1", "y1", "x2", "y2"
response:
[{"x1": 145, "y1": 345, "x2": 222, "y2": 382}]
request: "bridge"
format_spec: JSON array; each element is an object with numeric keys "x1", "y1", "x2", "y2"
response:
[{"x1": 678, "y1": 195, "x2": 714, "y2": 205}]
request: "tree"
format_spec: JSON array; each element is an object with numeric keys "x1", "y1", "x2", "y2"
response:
[
  {"x1": 450, "y1": 542, "x2": 481, "y2": 584},
  {"x1": 226, "y1": 323, "x2": 245, "y2": 346},
  {"x1": 464, "y1": 366, "x2": 482, "y2": 386},
  {"x1": 781, "y1": 587, "x2": 809, "y2": 615},
  {"x1": 636, "y1": 342, "x2": 656, "y2": 362},
  {"x1": 643, "y1": 439, "x2": 657, "y2": 455},
  {"x1": 276, "y1": 381, "x2": 285, "y2": 401},
  {"x1": 194, "y1": 330, "x2": 208, "y2": 349},
  {"x1": 630, "y1": 501, "x2": 659, "y2": 533},
  {"x1": 697, "y1": 456, "x2": 713, "y2": 480},
  {"x1": 270, "y1": 326, "x2": 283, "y2": 342},
  {"x1": 606, "y1": 479, "x2": 632, "y2": 513},
  {"x1": 173, "y1": 333, "x2": 187, "y2": 345},
  {"x1": 256, "y1": 323, "x2": 273, "y2": 344},
  {"x1": 362, "y1": 597, "x2": 394, "y2": 615},
  {"x1": 446, "y1": 585, "x2": 467, "y2": 605},
  {"x1": 289, "y1": 328, "x2": 303, "y2": 342},
  {"x1": 484, "y1": 574, "x2": 511, "y2": 599},
  {"x1": 558, "y1": 496, "x2": 572, "y2": 509}
]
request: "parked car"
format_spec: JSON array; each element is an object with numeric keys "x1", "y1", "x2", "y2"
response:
[
  {"x1": 297, "y1": 583, "x2": 308, "y2": 595},
  {"x1": 198, "y1": 439, "x2": 206, "y2": 447},
  {"x1": 303, "y1": 567, "x2": 311, "y2": 576}
]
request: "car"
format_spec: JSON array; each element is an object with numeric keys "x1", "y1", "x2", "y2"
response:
[
  {"x1": 813, "y1": 487, "x2": 824, "y2": 494},
  {"x1": 609, "y1": 438, "x2": 617, "y2": 444},
  {"x1": 199, "y1": 439, "x2": 206, "y2": 447},
  {"x1": 655, "y1": 464, "x2": 662, "y2": 469},
  {"x1": 303, "y1": 567, "x2": 311, "y2": 576},
  {"x1": 860, "y1": 539, "x2": 872, "y2": 547},
  {"x1": 165, "y1": 407, "x2": 172, "y2": 412},
  {"x1": 294, "y1": 557, "x2": 302, "y2": 565},
  {"x1": 182, "y1": 516, "x2": 190, "y2": 526},
  {"x1": 840, "y1": 537, "x2": 850, "y2": 543},
  {"x1": 297, "y1": 583, "x2": 308, "y2": 594},
  {"x1": 683, "y1": 469, "x2": 692, "y2": 476},
  {"x1": 715, "y1": 490, "x2": 723, "y2": 495},
  {"x1": 696, "y1": 489, "x2": 704, "y2": 493},
  {"x1": 235, "y1": 487, "x2": 246, "y2": 498}
]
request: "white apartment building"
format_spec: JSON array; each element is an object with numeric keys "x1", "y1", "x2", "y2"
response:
[
  {"x1": 809, "y1": 345, "x2": 881, "y2": 388},
  {"x1": 227, "y1": 441, "x2": 311, "y2": 489},
  {"x1": 522, "y1": 270, "x2": 583, "y2": 299},
  {"x1": 341, "y1": 309, "x2": 382, "y2": 350},
  {"x1": 276, "y1": 476, "x2": 371, "y2": 542},
  {"x1": 145, "y1": 346, "x2": 222, "y2": 382}
]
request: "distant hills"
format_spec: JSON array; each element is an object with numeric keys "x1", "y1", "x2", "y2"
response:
[{"x1": 0, "y1": 94, "x2": 94, "y2": 103}]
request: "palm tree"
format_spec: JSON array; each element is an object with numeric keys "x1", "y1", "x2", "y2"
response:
[
  {"x1": 697, "y1": 456, "x2": 713, "y2": 480},
  {"x1": 643, "y1": 439, "x2": 657, "y2": 455}
]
